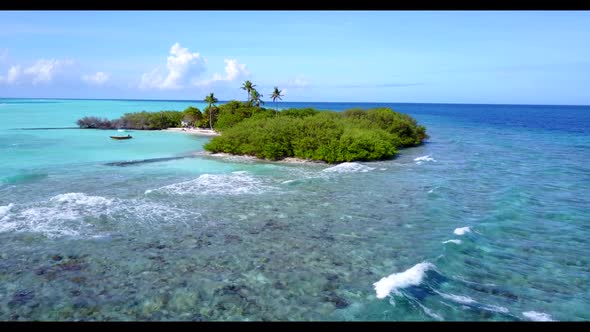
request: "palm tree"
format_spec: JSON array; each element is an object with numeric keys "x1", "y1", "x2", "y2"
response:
[
  {"x1": 250, "y1": 89, "x2": 264, "y2": 107},
  {"x1": 270, "y1": 86, "x2": 283, "y2": 113},
  {"x1": 241, "y1": 80, "x2": 256, "y2": 104},
  {"x1": 204, "y1": 92, "x2": 219, "y2": 130}
]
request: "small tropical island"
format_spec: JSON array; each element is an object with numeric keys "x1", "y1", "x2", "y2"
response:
[{"x1": 77, "y1": 81, "x2": 428, "y2": 163}]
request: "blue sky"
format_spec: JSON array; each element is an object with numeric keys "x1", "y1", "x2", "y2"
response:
[{"x1": 0, "y1": 11, "x2": 589, "y2": 104}]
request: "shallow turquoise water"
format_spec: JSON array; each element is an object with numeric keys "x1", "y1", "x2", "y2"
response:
[{"x1": 0, "y1": 99, "x2": 588, "y2": 321}]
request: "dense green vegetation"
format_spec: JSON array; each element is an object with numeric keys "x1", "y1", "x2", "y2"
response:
[
  {"x1": 77, "y1": 107, "x2": 204, "y2": 130},
  {"x1": 77, "y1": 80, "x2": 427, "y2": 163},
  {"x1": 117, "y1": 110, "x2": 184, "y2": 130},
  {"x1": 204, "y1": 106, "x2": 427, "y2": 163},
  {"x1": 182, "y1": 106, "x2": 203, "y2": 126},
  {"x1": 214, "y1": 101, "x2": 275, "y2": 131}
]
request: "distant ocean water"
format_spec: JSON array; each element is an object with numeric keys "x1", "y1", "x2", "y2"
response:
[{"x1": 0, "y1": 98, "x2": 588, "y2": 321}]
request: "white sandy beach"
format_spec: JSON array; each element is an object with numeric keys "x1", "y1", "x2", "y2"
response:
[
  {"x1": 163, "y1": 127, "x2": 220, "y2": 136},
  {"x1": 197, "y1": 151, "x2": 326, "y2": 165}
]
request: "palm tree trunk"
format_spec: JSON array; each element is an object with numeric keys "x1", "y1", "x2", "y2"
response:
[{"x1": 208, "y1": 103, "x2": 213, "y2": 130}]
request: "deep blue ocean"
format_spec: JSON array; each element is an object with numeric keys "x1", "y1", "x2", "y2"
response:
[{"x1": 0, "y1": 98, "x2": 588, "y2": 321}]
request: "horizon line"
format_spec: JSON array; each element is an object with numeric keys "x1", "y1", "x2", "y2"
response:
[{"x1": 0, "y1": 97, "x2": 588, "y2": 108}]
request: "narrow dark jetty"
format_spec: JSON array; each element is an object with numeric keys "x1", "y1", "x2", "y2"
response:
[
  {"x1": 12, "y1": 127, "x2": 80, "y2": 130},
  {"x1": 104, "y1": 155, "x2": 197, "y2": 167}
]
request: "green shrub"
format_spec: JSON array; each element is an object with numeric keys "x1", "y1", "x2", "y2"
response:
[
  {"x1": 204, "y1": 107, "x2": 426, "y2": 163},
  {"x1": 182, "y1": 107, "x2": 202, "y2": 126},
  {"x1": 279, "y1": 107, "x2": 320, "y2": 118},
  {"x1": 117, "y1": 110, "x2": 183, "y2": 130}
]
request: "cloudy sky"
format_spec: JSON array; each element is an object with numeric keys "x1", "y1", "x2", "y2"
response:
[{"x1": 0, "y1": 11, "x2": 589, "y2": 104}]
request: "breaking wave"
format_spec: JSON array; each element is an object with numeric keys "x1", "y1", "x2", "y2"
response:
[
  {"x1": 522, "y1": 311, "x2": 554, "y2": 321},
  {"x1": 414, "y1": 155, "x2": 436, "y2": 165},
  {"x1": 453, "y1": 227, "x2": 471, "y2": 235},
  {"x1": 0, "y1": 193, "x2": 201, "y2": 238},
  {"x1": 146, "y1": 172, "x2": 277, "y2": 196},
  {"x1": 322, "y1": 162, "x2": 375, "y2": 174},
  {"x1": 373, "y1": 261, "x2": 435, "y2": 299},
  {"x1": 0, "y1": 203, "x2": 14, "y2": 219}
]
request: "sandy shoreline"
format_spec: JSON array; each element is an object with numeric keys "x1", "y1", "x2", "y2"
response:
[
  {"x1": 163, "y1": 127, "x2": 220, "y2": 136},
  {"x1": 196, "y1": 151, "x2": 326, "y2": 165},
  {"x1": 165, "y1": 129, "x2": 324, "y2": 164}
]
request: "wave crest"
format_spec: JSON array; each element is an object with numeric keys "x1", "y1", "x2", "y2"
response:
[
  {"x1": 522, "y1": 311, "x2": 554, "y2": 321},
  {"x1": 146, "y1": 172, "x2": 276, "y2": 196},
  {"x1": 414, "y1": 155, "x2": 436, "y2": 165},
  {"x1": 373, "y1": 261, "x2": 435, "y2": 299},
  {"x1": 49, "y1": 192, "x2": 114, "y2": 207},
  {"x1": 0, "y1": 193, "x2": 201, "y2": 238},
  {"x1": 453, "y1": 227, "x2": 471, "y2": 236},
  {"x1": 0, "y1": 203, "x2": 14, "y2": 219},
  {"x1": 322, "y1": 162, "x2": 375, "y2": 174}
]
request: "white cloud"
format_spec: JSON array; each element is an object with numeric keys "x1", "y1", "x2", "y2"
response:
[
  {"x1": 0, "y1": 58, "x2": 74, "y2": 85},
  {"x1": 139, "y1": 68, "x2": 164, "y2": 89},
  {"x1": 0, "y1": 65, "x2": 21, "y2": 84},
  {"x1": 7, "y1": 66, "x2": 21, "y2": 83},
  {"x1": 223, "y1": 59, "x2": 249, "y2": 81},
  {"x1": 193, "y1": 58, "x2": 249, "y2": 87},
  {"x1": 140, "y1": 43, "x2": 205, "y2": 90},
  {"x1": 82, "y1": 72, "x2": 110, "y2": 85},
  {"x1": 23, "y1": 59, "x2": 73, "y2": 84}
]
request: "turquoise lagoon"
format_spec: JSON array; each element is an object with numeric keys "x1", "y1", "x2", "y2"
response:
[{"x1": 0, "y1": 99, "x2": 589, "y2": 321}]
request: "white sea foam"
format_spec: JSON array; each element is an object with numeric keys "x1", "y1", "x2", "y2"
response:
[
  {"x1": 453, "y1": 227, "x2": 471, "y2": 236},
  {"x1": 482, "y1": 304, "x2": 509, "y2": 314},
  {"x1": 373, "y1": 261, "x2": 435, "y2": 299},
  {"x1": 30, "y1": 193, "x2": 114, "y2": 222},
  {"x1": 0, "y1": 203, "x2": 14, "y2": 219},
  {"x1": 436, "y1": 291, "x2": 509, "y2": 314},
  {"x1": 0, "y1": 193, "x2": 201, "y2": 238},
  {"x1": 442, "y1": 239, "x2": 462, "y2": 245},
  {"x1": 121, "y1": 201, "x2": 201, "y2": 226},
  {"x1": 522, "y1": 311, "x2": 554, "y2": 321},
  {"x1": 49, "y1": 192, "x2": 114, "y2": 207},
  {"x1": 416, "y1": 302, "x2": 444, "y2": 320},
  {"x1": 147, "y1": 173, "x2": 275, "y2": 196},
  {"x1": 414, "y1": 155, "x2": 436, "y2": 164},
  {"x1": 0, "y1": 193, "x2": 116, "y2": 237},
  {"x1": 210, "y1": 153, "x2": 258, "y2": 163},
  {"x1": 437, "y1": 292, "x2": 476, "y2": 304},
  {"x1": 322, "y1": 162, "x2": 375, "y2": 174},
  {"x1": 453, "y1": 276, "x2": 497, "y2": 287}
]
